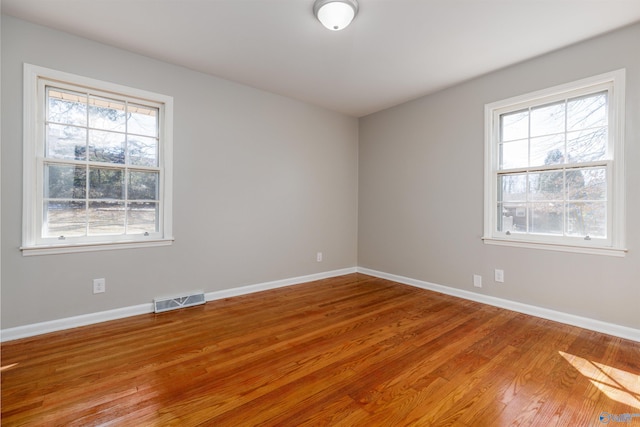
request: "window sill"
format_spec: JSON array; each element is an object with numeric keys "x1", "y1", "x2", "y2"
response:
[
  {"x1": 21, "y1": 238, "x2": 174, "y2": 256},
  {"x1": 482, "y1": 237, "x2": 627, "y2": 257}
]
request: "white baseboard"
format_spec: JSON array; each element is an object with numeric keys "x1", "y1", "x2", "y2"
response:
[
  {"x1": 204, "y1": 267, "x2": 357, "y2": 301},
  {"x1": 357, "y1": 267, "x2": 640, "y2": 342},
  {"x1": 0, "y1": 303, "x2": 154, "y2": 342},
  {"x1": 0, "y1": 267, "x2": 357, "y2": 342}
]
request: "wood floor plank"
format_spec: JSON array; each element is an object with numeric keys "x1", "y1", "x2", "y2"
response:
[{"x1": 2, "y1": 273, "x2": 639, "y2": 426}]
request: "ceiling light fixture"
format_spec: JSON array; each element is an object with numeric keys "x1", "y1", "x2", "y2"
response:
[{"x1": 313, "y1": 0, "x2": 359, "y2": 31}]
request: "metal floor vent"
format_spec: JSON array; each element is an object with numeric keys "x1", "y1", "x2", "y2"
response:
[{"x1": 154, "y1": 292, "x2": 205, "y2": 313}]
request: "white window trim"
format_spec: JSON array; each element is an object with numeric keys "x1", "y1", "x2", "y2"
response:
[
  {"x1": 483, "y1": 70, "x2": 626, "y2": 257},
  {"x1": 21, "y1": 64, "x2": 174, "y2": 256}
]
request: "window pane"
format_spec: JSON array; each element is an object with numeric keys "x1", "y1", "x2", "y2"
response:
[
  {"x1": 566, "y1": 202, "x2": 606, "y2": 238},
  {"x1": 127, "y1": 202, "x2": 159, "y2": 234},
  {"x1": 500, "y1": 139, "x2": 528, "y2": 169},
  {"x1": 128, "y1": 104, "x2": 158, "y2": 137},
  {"x1": 44, "y1": 201, "x2": 86, "y2": 237},
  {"x1": 88, "y1": 201, "x2": 125, "y2": 235},
  {"x1": 46, "y1": 124, "x2": 87, "y2": 160},
  {"x1": 529, "y1": 202, "x2": 563, "y2": 235},
  {"x1": 89, "y1": 167, "x2": 124, "y2": 199},
  {"x1": 530, "y1": 171, "x2": 563, "y2": 201},
  {"x1": 530, "y1": 135, "x2": 564, "y2": 168},
  {"x1": 47, "y1": 88, "x2": 87, "y2": 126},
  {"x1": 88, "y1": 130, "x2": 126, "y2": 164},
  {"x1": 530, "y1": 102, "x2": 565, "y2": 137},
  {"x1": 499, "y1": 203, "x2": 527, "y2": 233},
  {"x1": 567, "y1": 167, "x2": 606, "y2": 201},
  {"x1": 45, "y1": 164, "x2": 86, "y2": 199},
  {"x1": 501, "y1": 110, "x2": 528, "y2": 142},
  {"x1": 89, "y1": 96, "x2": 126, "y2": 132},
  {"x1": 499, "y1": 174, "x2": 527, "y2": 202},
  {"x1": 128, "y1": 135, "x2": 158, "y2": 167},
  {"x1": 567, "y1": 128, "x2": 607, "y2": 163},
  {"x1": 128, "y1": 171, "x2": 159, "y2": 200},
  {"x1": 567, "y1": 92, "x2": 607, "y2": 131}
]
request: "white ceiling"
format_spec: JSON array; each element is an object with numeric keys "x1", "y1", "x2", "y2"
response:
[{"x1": 3, "y1": 0, "x2": 640, "y2": 117}]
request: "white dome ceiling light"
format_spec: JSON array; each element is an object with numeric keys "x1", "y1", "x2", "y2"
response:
[{"x1": 313, "y1": 0, "x2": 359, "y2": 31}]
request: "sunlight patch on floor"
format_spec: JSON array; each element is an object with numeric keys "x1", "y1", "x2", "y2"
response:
[{"x1": 559, "y1": 351, "x2": 640, "y2": 409}]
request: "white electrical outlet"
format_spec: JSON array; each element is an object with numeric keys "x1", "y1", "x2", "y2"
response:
[
  {"x1": 473, "y1": 274, "x2": 482, "y2": 288},
  {"x1": 495, "y1": 269, "x2": 505, "y2": 283},
  {"x1": 316, "y1": 252, "x2": 323, "y2": 262},
  {"x1": 93, "y1": 278, "x2": 106, "y2": 294}
]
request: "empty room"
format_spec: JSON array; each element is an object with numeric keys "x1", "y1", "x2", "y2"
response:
[{"x1": 1, "y1": 1, "x2": 639, "y2": 425}]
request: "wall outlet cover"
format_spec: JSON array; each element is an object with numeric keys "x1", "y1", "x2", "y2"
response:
[
  {"x1": 473, "y1": 274, "x2": 482, "y2": 288},
  {"x1": 93, "y1": 278, "x2": 106, "y2": 294}
]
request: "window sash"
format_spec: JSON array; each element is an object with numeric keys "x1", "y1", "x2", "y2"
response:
[{"x1": 494, "y1": 163, "x2": 612, "y2": 246}]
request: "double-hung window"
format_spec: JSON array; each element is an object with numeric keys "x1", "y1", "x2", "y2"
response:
[
  {"x1": 483, "y1": 70, "x2": 626, "y2": 256},
  {"x1": 22, "y1": 64, "x2": 174, "y2": 255}
]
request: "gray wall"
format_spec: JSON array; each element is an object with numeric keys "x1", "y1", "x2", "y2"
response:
[
  {"x1": 359, "y1": 23, "x2": 640, "y2": 329},
  {"x1": 1, "y1": 16, "x2": 358, "y2": 328}
]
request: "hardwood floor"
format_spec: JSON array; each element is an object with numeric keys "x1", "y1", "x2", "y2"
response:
[{"x1": 2, "y1": 273, "x2": 639, "y2": 426}]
